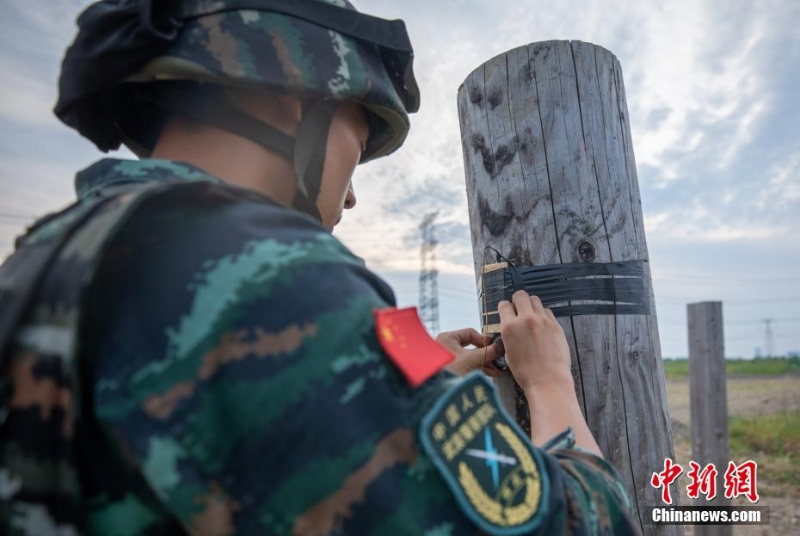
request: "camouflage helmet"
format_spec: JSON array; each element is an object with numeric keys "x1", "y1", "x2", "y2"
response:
[{"x1": 55, "y1": 0, "x2": 420, "y2": 219}]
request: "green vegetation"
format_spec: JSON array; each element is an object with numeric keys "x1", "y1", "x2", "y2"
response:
[
  {"x1": 662, "y1": 359, "x2": 688, "y2": 379},
  {"x1": 728, "y1": 411, "x2": 800, "y2": 491},
  {"x1": 726, "y1": 358, "x2": 800, "y2": 376},
  {"x1": 662, "y1": 357, "x2": 800, "y2": 380}
]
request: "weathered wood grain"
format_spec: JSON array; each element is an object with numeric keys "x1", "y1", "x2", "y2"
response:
[
  {"x1": 572, "y1": 41, "x2": 679, "y2": 526},
  {"x1": 458, "y1": 40, "x2": 679, "y2": 535},
  {"x1": 506, "y1": 43, "x2": 588, "y2": 422},
  {"x1": 688, "y1": 302, "x2": 732, "y2": 536}
]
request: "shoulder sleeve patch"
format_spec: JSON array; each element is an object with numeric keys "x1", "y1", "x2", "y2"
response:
[
  {"x1": 373, "y1": 306, "x2": 453, "y2": 387},
  {"x1": 420, "y1": 372, "x2": 550, "y2": 535}
]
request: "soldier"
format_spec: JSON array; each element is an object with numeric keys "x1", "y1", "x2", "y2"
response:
[{"x1": 0, "y1": 0, "x2": 640, "y2": 535}]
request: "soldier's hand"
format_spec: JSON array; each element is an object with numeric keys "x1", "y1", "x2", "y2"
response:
[
  {"x1": 437, "y1": 328, "x2": 502, "y2": 377},
  {"x1": 498, "y1": 290, "x2": 573, "y2": 393}
]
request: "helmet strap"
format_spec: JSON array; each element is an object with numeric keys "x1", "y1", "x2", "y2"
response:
[
  {"x1": 142, "y1": 85, "x2": 295, "y2": 160},
  {"x1": 140, "y1": 84, "x2": 336, "y2": 223},
  {"x1": 290, "y1": 101, "x2": 337, "y2": 222}
]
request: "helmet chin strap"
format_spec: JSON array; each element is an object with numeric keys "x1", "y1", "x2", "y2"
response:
[
  {"x1": 142, "y1": 84, "x2": 336, "y2": 224},
  {"x1": 290, "y1": 100, "x2": 337, "y2": 223}
]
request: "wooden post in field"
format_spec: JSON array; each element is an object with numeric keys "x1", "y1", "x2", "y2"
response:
[
  {"x1": 687, "y1": 301, "x2": 732, "y2": 536},
  {"x1": 457, "y1": 40, "x2": 678, "y2": 534}
]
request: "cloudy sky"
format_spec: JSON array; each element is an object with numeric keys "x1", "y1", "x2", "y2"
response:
[{"x1": 1, "y1": 0, "x2": 798, "y2": 358}]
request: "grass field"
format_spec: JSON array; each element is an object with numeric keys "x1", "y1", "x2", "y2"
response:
[
  {"x1": 729, "y1": 411, "x2": 800, "y2": 490},
  {"x1": 664, "y1": 361, "x2": 799, "y2": 535},
  {"x1": 662, "y1": 356, "x2": 800, "y2": 380}
]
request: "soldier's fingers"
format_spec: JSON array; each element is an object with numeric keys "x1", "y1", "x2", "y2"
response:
[
  {"x1": 512, "y1": 290, "x2": 534, "y2": 316},
  {"x1": 482, "y1": 364, "x2": 503, "y2": 378},
  {"x1": 481, "y1": 342, "x2": 499, "y2": 362},
  {"x1": 453, "y1": 348, "x2": 489, "y2": 371},
  {"x1": 497, "y1": 300, "x2": 516, "y2": 322},
  {"x1": 436, "y1": 331, "x2": 465, "y2": 352},
  {"x1": 448, "y1": 328, "x2": 469, "y2": 348},
  {"x1": 448, "y1": 327, "x2": 486, "y2": 348},
  {"x1": 436, "y1": 329, "x2": 495, "y2": 355},
  {"x1": 529, "y1": 294, "x2": 545, "y2": 315}
]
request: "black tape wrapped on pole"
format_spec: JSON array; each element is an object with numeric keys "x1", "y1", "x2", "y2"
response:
[{"x1": 479, "y1": 259, "x2": 651, "y2": 333}]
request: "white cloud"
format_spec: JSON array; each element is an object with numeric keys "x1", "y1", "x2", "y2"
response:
[
  {"x1": 619, "y1": 0, "x2": 774, "y2": 181},
  {"x1": 0, "y1": 62, "x2": 59, "y2": 127},
  {"x1": 0, "y1": 1, "x2": 92, "y2": 127},
  {"x1": 348, "y1": 0, "x2": 789, "y2": 247},
  {"x1": 758, "y1": 147, "x2": 800, "y2": 208},
  {"x1": 0, "y1": 157, "x2": 76, "y2": 255}
]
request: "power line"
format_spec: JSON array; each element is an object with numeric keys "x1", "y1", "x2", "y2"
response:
[
  {"x1": 438, "y1": 291, "x2": 476, "y2": 303},
  {"x1": 0, "y1": 214, "x2": 35, "y2": 222},
  {"x1": 656, "y1": 316, "x2": 800, "y2": 326},
  {"x1": 726, "y1": 332, "x2": 796, "y2": 344},
  {"x1": 656, "y1": 277, "x2": 800, "y2": 285},
  {"x1": 657, "y1": 296, "x2": 800, "y2": 305}
]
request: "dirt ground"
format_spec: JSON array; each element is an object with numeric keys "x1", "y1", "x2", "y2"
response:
[{"x1": 665, "y1": 375, "x2": 800, "y2": 535}]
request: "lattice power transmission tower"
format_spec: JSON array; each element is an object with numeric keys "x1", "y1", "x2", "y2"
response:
[
  {"x1": 762, "y1": 318, "x2": 774, "y2": 358},
  {"x1": 419, "y1": 212, "x2": 440, "y2": 334}
]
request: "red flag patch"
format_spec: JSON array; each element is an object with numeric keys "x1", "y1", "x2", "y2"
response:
[{"x1": 373, "y1": 306, "x2": 454, "y2": 387}]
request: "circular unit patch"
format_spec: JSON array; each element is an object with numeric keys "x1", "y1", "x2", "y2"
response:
[{"x1": 420, "y1": 372, "x2": 549, "y2": 535}]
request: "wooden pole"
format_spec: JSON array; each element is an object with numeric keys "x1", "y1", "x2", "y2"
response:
[
  {"x1": 457, "y1": 40, "x2": 678, "y2": 534},
  {"x1": 687, "y1": 301, "x2": 732, "y2": 536}
]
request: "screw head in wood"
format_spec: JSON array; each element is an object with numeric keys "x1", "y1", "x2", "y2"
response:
[{"x1": 578, "y1": 241, "x2": 596, "y2": 261}]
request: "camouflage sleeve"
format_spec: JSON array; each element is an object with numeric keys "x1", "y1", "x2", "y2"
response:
[
  {"x1": 542, "y1": 429, "x2": 642, "y2": 535},
  {"x1": 84, "y1": 187, "x2": 641, "y2": 535}
]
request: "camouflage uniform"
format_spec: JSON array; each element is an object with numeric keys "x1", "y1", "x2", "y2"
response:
[
  {"x1": 1, "y1": 1, "x2": 641, "y2": 534},
  {"x1": 0, "y1": 158, "x2": 640, "y2": 535}
]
